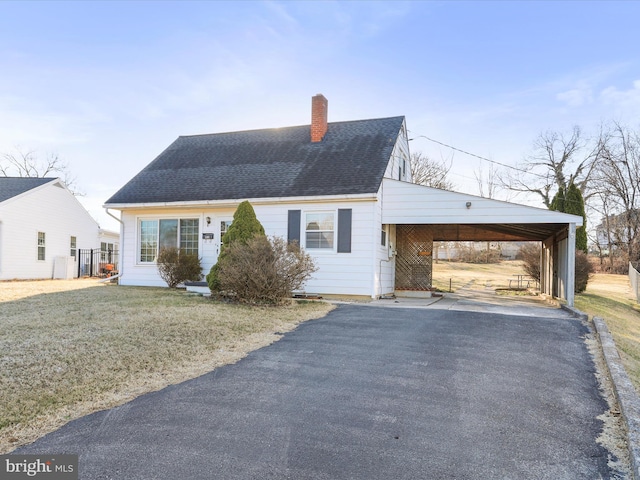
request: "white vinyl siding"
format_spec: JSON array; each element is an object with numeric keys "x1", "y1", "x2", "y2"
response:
[
  {"x1": 0, "y1": 180, "x2": 104, "y2": 280},
  {"x1": 381, "y1": 178, "x2": 583, "y2": 226},
  {"x1": 119, "y1": 200, "x2": 377, "y2": 295}
]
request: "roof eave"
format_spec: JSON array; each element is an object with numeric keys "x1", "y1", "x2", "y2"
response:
[{"x1": 103, "y1": 192, "x2": 379, "y2": 210}]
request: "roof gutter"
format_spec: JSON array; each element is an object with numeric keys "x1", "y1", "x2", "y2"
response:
[{"x1": 103, "y1": 192, "x2": 379, "y2": 210}]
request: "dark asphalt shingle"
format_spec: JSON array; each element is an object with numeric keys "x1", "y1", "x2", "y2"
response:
[
  {"x1": 105, "y1": 117, "x2": 405, "y2": 205},
  {"x1": 0, "y1": 177, "x2": 56, "y2": 203}
]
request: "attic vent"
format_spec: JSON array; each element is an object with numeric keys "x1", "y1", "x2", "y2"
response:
[
  {"x1": 53, "y1": 181, "x2": 65, "y2": 189},
  {"x1": 311, "y1": 94, "x2": 328, "y2": 143}
]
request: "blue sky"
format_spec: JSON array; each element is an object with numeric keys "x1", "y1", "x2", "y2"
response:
[{"x1": 1, "y1": 1, "x2": 639, "y2": 230}]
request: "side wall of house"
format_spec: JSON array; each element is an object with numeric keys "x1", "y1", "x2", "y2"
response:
[
  {"x1": 118, "y1": 199, "x2": 379, "y2": 296},
  {"x1": 0, "y1": 182, "x2": 101, "y2": 280},
  {"x1": 374, "y1": 119, "x2": 410, "y2": 295},
  {"x1": 375, "y1": 187, "x2": 396, "y2": 297},
  {"x1": 383, "y1": 118, "x2": 411, "y2": 182}
]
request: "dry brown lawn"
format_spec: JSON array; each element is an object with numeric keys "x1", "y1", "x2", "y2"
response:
[
  {"x1": 432, "y1": 259, "x2": 536, "y2": 292},
  {"x1": 574, "y1": 273, "x2": 640, "y2": 392},
  {"x1": 0, "y1": 279, "x2": 333, "y2": 453}
]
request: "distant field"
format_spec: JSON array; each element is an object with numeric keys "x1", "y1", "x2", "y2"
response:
[
  {"x1": 432, "y1": 259, "x2": 535, "y2": 292},
  {"x1": 433, "y1": 260, "x2": 640, "y2": 392}
]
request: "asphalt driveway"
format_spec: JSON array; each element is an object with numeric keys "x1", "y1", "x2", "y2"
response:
[{"x1": 16, "y1": 304, "x2": 616, "y2": 479}]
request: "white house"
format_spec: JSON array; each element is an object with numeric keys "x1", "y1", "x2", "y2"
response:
[
  {"x1": 0, "y1": 177, "x2": 118, "y2": 280},
  {"x1": 104, "y1": 94, "x2": 583, "y2": 305}
]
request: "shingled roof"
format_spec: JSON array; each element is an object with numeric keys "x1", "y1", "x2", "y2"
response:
[
  {"x1": 0, "y1": 177, "x2": 56, "y2": 203},
  {"x1": 105, "y1": 116, "x2": 405, "y2": 205}
]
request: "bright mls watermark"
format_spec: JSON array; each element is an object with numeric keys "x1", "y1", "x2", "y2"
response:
[{"x1": 0, "y1": 455, "x2": 77, "y2": 479}]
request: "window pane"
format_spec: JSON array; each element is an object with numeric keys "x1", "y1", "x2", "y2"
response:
[
  {"x1": 306, "y1": 213, "x2": 333, "y2": 231},
  {"x1": 180, "y1": 219, "x2": 199, "y2": 256},
  {"x1": 305, "y1": 212, "x2": 334, "y2": 249},
  {"x1": 305, "y1": 232, "x2": 334, "y2": 249},
  {"x1": 70, "y1": 236, "x2": 77, "y2": 258},
  {"x1": 37, "y1": 232, "x2": 45, "y2": 261},
  {"x1": 140, "y1": 220, "x2": 158, "y2": 262},
  {"x1": 159, "y1": 219, "x2": 178, "y2": 251}
]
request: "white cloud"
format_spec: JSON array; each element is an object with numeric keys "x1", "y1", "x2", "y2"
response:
[
  {"x1": 600, "y1": 79, "x2": 640, "y2": 107},
  {"x1": 556, "y1": 85, "x2": 594, "y2": 107}
]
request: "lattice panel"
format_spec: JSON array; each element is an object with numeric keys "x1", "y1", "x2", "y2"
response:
[{"x1": 395, "y1": 225, "x2": 434, "y2": 290}]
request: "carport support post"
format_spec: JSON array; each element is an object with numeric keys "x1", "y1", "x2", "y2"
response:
[{"x1": 566, "y1": 223, "x2": 576, "y2": 307}]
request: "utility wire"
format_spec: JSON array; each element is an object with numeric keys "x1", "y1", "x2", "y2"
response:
[
  {"x1": 408, "y1": 133, "x2": 549, "y2": 180},
  {"x1": 408, "y1": 132, "x2": 586, "y2": 209}
]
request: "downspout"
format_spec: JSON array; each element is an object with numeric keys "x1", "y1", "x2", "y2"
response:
[{"x1": 105, "y1": 208, "x2": 124, "y2": 282}]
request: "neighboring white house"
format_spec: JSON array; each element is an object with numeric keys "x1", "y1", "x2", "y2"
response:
[
  {"x1": 0, "y1": 177, "x2": 119, "y2": 280},
  {"x1": 104, "y1": 94, "x2": 583, "y2": 305}
]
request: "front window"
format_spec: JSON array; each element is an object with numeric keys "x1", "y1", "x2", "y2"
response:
[
  {"x1": 139, "y1": 218, "x2": 199, "y2": 263},
  {"x1": 305, "y1": 212, "x2": 334, "y2": 249},
  {"x1": 37, "y1": 232, "x2": 45, "y2": 261},
  {"x1": 140, "y1": 220, "x2": 158, "y2": 262},
  {"x1": 180, "y1": 219, "x2": 199, "y2": 255}
]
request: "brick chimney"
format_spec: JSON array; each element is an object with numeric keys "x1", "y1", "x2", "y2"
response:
[{"x1": 311, "y1": 94, "x2": 328, "y2": 142}]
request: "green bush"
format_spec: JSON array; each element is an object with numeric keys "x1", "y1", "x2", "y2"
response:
[
  {"x1": 207, "y1": 200, "x2": 266, "y2": 293},
  {"x1": 217, "y1": 236, "x2": 317, "y2": 305},
  {"x1": 221, "y1": 200, "x2": 265, "y2": 248},
  {"x1": 157, "y1": 247, "x2": 203, "y2": 288}
]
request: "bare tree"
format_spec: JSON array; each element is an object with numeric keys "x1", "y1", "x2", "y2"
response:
[
  {"x1": 1, "y1": 148, "x2": 81, "y2": 194},
  {"x1": 410, "y1": 152, "x2": 454, "y2": 190},
  {"x1": 474, "y1": 161, "x2": 499, "y2": 199},
  {"x1": 592, "y1": 122, "x2": 640, "y2": 268},
  {"x1": 501, "y1": 126, "x2": 600, "y2": 207}
]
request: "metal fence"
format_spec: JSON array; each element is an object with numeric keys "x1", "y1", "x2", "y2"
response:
[
  {"x1": 630, "y1": 262, "x2": 640, "y2": 303},
  {"x1": 77, "y1": 249, "x2": 119, "y2": 278}
]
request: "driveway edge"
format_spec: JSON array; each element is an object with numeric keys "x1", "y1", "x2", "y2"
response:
[{"x1": 592, "y1": 315, "x2": 640, "y2": 480}]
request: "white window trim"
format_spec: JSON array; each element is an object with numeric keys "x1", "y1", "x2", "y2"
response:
[
  {"x1": 70, "y1": 236, "x2": 77, "y2": 259},
  {"x1": 37, "y1": 231, "x2": 46, "y2": 262},
  {"x1": 136, "y1": 216, "x2": 200, "y2": 265},
  {"x1": 303, "y1": 209, "x2": 337, "y2": 253}
]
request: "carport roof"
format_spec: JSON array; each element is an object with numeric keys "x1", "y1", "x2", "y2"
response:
[
  {"x1": 430, "y1": 223, "x2": 571, "y2": 242},
  {"x1": 381, "y1": 179, "x2": 582, "y2": 241}
]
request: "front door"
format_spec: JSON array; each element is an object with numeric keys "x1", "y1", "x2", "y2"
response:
[{"x1": 217, "y1": 218, "x2": 233, "y2": 259}]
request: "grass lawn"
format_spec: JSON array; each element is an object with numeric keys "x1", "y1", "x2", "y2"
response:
[
  {"x1": 433, "y1": 259, "x2": 640, "y2": 393},
  {"x1": 574, "y1": 273, "x2": 640, "y2": 393},
  {"x1": 0, "y1": 279, "x2": 333, "y2": 453}
]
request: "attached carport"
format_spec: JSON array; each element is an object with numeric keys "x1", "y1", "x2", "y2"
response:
[{"x1": 380, "y1": 178, "x2": 583, "y2": 306}]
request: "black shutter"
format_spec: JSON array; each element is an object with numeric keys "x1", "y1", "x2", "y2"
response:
[
  {"x1": 288, "y1": 210, "x2": 301, "y2": 244},
  {"x1": 337, "y1": 209, "x2": 352, "y2": 253}
]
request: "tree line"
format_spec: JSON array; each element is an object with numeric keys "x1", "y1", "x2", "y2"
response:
[{"x1": 411, "y1": 121, "x2": 640, "y2": 273}]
